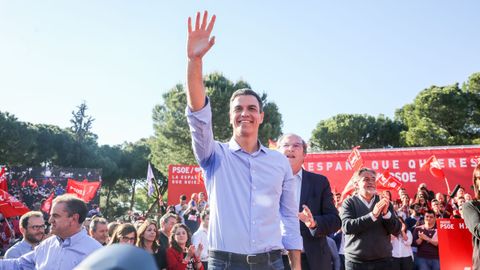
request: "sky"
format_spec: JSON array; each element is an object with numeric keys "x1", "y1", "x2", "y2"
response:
[{"x1": 1, "y1": 1, "x2": 479, "y2": 146}]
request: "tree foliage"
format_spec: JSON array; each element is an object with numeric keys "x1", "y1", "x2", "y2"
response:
[
  {"x1": 150, "y1": 72, "x2": 283, "y2": 174},
  {"x1": 396, "y1": 72, "x2": 480, "y2": 146},
  {"x1": 310, "y1": 114, "x2": 404, "y2": 150}
]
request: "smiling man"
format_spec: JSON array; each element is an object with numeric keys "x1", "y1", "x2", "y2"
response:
[
  {"x1": 4, "y1": 211, "x2": 45, "y2": 259},
  {"x1": 340, "y1": 168, "x2": 401, "y2": 270},
  {"x1": 277, "y1": 133, "x2": 341, "y2": 270},
  {"x1": 185, "y1": 11, "x2": 302, "y2": 270},
  {"x1": 0, "y1": 194, "x2": 101, "y2": 270}
]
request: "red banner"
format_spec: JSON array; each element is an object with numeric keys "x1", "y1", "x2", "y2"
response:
[
  {"x1": 0, "y1": 166, "x2": 7, "y2": 192},
  {"x1": 304, "y1": 146, "x2": 480, "y2": 199},
  {"x1": 41, "y1": 192, "x2": 54, "y2": 214},
  {"x1": 376, "y1": 170, "x2": 403, "y2": 191},
  {"x1": 0, "y1": 189, "x2": 30, "y2": 218},
  {"x1": 436, "y1": 219, "x2": 473, "y2": 270},
  {"x1": 66, "y1": 179, "x2": 100, "y2": 203},
  {"x1": 167, "y1": 165, "x2": 206, "y2": 206}
]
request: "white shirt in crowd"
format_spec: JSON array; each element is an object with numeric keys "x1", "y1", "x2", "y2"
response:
[
  {"x1": 192, "y1": 226, "x2": 209, "y2": 262},
  {"x1": 391, "y1": 230, "x2": 413, "y2": 259}
]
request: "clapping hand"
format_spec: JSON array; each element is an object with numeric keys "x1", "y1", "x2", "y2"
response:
[
  {"x1": 372, "y1": 198, "x2": 389, "y2": 218},
  {"x1": 195, "y1": 243, "x2": 203, "y2": 258},
  {"x1": 298, "y1": 205, "x2": 317, "y2": 229},
  {"x1": 187, "y1": 245, "x2": 196, "y2": 258},
  {"x1": 418, "y1": 231, "x2": 429, "y2": 241}
]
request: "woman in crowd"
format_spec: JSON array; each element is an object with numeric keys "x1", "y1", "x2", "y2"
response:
[
  {"x1": 412, "y1": 191, "x2": 430, "y2": 216},
  {"x1": 137, "y1": 219, "x2": 167, "y2": 270},
  {"x1": 166, "y1": 223, "x2": 203, "y2": 270},
  {"x1": 109, "y1": 223, "x2": 137, "y2": 245},
  {"x1": 391, "y1": 216, "x2": 413, "y2": 270},
  {"x1": 462, "y1": 164, "x2": 480, "y2": 270}
]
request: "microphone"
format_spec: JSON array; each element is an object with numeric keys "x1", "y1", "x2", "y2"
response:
[{"x1": 449, "y1": 184, "x2": 461, "y2": 199}]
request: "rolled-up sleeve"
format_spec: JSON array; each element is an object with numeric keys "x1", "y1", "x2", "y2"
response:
[{"x1": 186, "y1": 97, "x2": 215, "y2": 168}]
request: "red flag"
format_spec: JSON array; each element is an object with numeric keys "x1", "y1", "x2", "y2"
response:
[
  {"x1": 0, "y1": 190, "x2": 30, "y2": 218},
  {"x1": 420, "y1": 155, "x2": 445, "y2": 179},
  {"x1": 473, "y1": 156, "x2": 480, "y2": 165},
  {"x1": 347, "y1": 146, "x2": 363, "y2": 171},
  {"x1": 27, "y1": 178, "x2": 38, "y2": 189},
  {"x1": 340, "y1": 175, "x2": 357, "y2": 202},
  {"x1": 41, "y1": 192, "x2": 54, "y2": 214},
  {"x1": 66, "y1": 179, "x2": 100, "y2": 203},
  {"x1": 0, "y1": 166, "x2": 8, "y2": 192},
  {"x1": 376, "y1": 170, "x2": 403, "y2": 191}
]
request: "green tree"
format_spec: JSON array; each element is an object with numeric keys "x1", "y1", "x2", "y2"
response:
[
  {"x1": 310, "y1": 114, "x2": 404, "y2": 151},
  {"x1": 70, "y1": 101, "x2": 96, "y2": 143},
  {"x1": 396, "y1": 72, "x2": 480, "y2": 146},
  {"x1": 0, "y1": 111, "x2": 36, "y2": 165},
  {"x1": 150, "y1": 73, "x2": 283, "y2": 175}
]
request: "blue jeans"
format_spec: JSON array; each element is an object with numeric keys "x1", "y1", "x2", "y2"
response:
[
  {"x1": 208, "y1": 254, "x2": 284, "y2": 270},
  {"x1": 416, "y1": 257, "x2": 440, "y2": 270}
]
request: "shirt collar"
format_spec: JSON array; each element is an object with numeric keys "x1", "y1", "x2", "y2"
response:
[
  {"x1": 20, "y1": 239, "x2": 35, "y2": 250},
  {"x1": 295, "y1": 169, "x2": 303, "y2": 180},
  {"x1": 56, "y1": 228, "x2": 86, "y2": 247},
  {"x1": 228, "y1": 138, "x2": 266, "y2": 154}
]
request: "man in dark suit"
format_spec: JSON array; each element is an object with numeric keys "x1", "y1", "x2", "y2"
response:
[{"x1": 278, "y1": 133, "x2": 342, "y2": 270}]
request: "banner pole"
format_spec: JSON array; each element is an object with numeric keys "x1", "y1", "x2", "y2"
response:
[{"x1": 444, "y1": 177, "x2": 451, "y2": 195}]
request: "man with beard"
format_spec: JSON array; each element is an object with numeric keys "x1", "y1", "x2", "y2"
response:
[
  {"x1": 4, "y1": 212, "x2": 45, "y2": 259},
  {"x1": 340, "y1": 168, "x2": 401, "y2": 270},
  {"x1": 0, "y1": 194, "x2": 101, "y2": 269}
]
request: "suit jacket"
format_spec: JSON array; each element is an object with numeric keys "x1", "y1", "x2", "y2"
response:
[{"x1": 300, "y1": 169, "x2": 342, "y2": 269}]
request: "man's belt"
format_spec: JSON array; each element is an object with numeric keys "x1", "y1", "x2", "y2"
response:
[{"x1": 209, "y1": 250, "x2": 282, "y2": 265}]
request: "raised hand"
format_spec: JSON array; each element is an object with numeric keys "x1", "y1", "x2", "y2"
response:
[
  {"x1": 298, "y1": 205, "x2": 317, "y2": 229},
  {"x1": 187, "y1": 11, "x2": 216, "y2": 60}
]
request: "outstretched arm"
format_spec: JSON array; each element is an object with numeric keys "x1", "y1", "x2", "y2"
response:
[{"x1": 187, "y1": 11, "x2": 216, "y2": 112}]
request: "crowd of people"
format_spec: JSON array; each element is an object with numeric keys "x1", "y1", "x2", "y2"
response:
[
  {"x1": 332, "y1": 169, "x2": 479, "y2": 270},
  {"x1": 0, "y1": 192, "x2": 211, "y2": 270},
  {"x1": 0, "y1": 168, "x2": 478, "y2": 270}
]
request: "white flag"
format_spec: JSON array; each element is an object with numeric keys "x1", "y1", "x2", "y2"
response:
[{"x1": 147, "y1": 163, "x2": 155, "y2": 197}]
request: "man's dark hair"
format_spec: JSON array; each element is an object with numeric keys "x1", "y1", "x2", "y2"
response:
[
  {"x1": 90, "y1": 217, "x2": 108, "y2": 232},
  {"x1": 20, "y1": 211, "x2": 43, "y2": 230},
  {"x1": 230, "y1": 88, "x2": 263, "y2": 113},
  {"x1": 180, "y1": 194, "x2": 187, "y2": 201},
  {"x1": 53, "y1": 194, "x2": 88, "y2": 224}
]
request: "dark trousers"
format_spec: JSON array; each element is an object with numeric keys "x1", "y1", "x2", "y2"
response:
[
  {"x1": 345, "y1": 258, "x2": 392, "y2": 270},
  {"x1": 282, "y1": 254, "x2": 310, "y2": 270},
  {"x1": 392, "y1": 257, "x2": 413, "y2": 270}
]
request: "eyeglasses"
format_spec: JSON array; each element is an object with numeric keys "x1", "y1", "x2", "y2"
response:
[
  {"x1": 120, "y1": 236, "x2": 136, "y2": 242},
  {"x1": 28, "y1": 225, "x2": 46, "y2": 230},
  {"x1": 279, "y1": 143, "x2": 303, "y2": 149}
]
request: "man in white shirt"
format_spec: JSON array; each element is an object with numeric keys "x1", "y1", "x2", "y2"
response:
[{"x1": 192, "y1": 209, "x2": 209, "y2": 270}]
